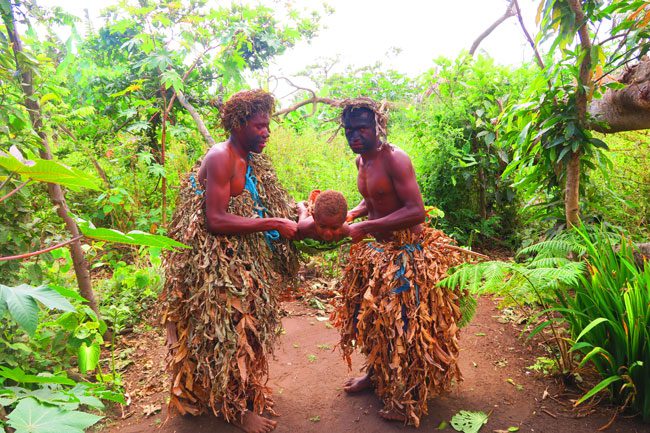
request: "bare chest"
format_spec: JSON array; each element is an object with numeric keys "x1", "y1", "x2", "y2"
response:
[{"x1": 357, "y1": 161, "x2": 395, "y2": 203}]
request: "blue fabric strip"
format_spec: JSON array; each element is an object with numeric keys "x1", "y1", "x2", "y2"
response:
[
  {"x1": 244, "y1": 160, "x2": 280, "y2": 250},
  {"x1": 391, "y1": 242, "x2": 422, "y2": 304},
  {"x1": 189, "y1": 173, "x2": 204, "y2": 195}
]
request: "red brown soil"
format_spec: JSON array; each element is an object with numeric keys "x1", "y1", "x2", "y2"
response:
[{"x1": 100, "y1": 297, "x2": 646, "y2": 433}]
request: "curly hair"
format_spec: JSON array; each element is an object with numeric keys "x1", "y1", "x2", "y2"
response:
[
  {"x1": 340, "y1": 97, "x2": 389, "y2": 140},
  {"x1": 220, "y1": 89, "x2": 275, "y2": 133},
  {"x1": 313, "y1": 190, "x2": 348, "y2": 226}
]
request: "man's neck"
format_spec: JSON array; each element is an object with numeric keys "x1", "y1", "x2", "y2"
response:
[
  {"x1": 228, "y1": 135, "x2": 250, "y2": 161},
  {"x1": 359, "y1": 142, "x2": 384, "y2": 162}
]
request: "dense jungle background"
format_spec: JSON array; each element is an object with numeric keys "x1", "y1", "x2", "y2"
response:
[{"x1": 0, "y1": 0, "x2": 649, "y2": 432}]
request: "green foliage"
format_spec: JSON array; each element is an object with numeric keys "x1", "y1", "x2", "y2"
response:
[
  {"x1": 443, "y1": 223, "x2": 650, "y2": 421},
  {"x1": 583, "y1": 131, "x2": 650, "y2": 240},
  {"x1": 6, "y1": 396, "x2": 102, "y2": 433},
  {"x1": 440, "y1": 241, "x2": 587, "y2": 305},
  {"x1": 527, "y1": 356, "x2": 559, "y2": 376},
  {"x1": 266, "y1": 126, "x2": 361, "y2": 205},
  {"x1": 501, "y1": 0, "x2": 650, "y2": 227},
  {"x1": 450, "y1": 410, "x2": 489, "y2": 433},
  {"x1": 0, "y1": 284, "x2": 75, "y2": 335},
  {"x1": 96, "y1": 256, "x2": 164, "y2": 332},
  {"x1": 553, "y1": 226, "x2": 650, "y2": 421},
  {"x1": 413, "y1": 55, "x2": 532, "y2": 245}
]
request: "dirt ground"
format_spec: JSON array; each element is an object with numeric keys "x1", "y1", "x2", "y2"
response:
[{"x1": 99, "y1": 297, "x2": 646, "y2": 433}]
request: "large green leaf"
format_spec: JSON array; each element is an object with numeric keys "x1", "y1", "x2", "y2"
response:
[
  {"x1": 77, "y1": 342, "x2": 100, "y2": 374},
  {"x1": 13, "y1": 284, "x2": 75, "y2": 312},
  {"x1": 451, "y1": 410, "x2": 489, "y2": 433},
  {"x1": 78, "y1": 219, "x2": 189, "y2": 249},
  {"x1": 0, "y1": 284, "x2": 39, "y2": 335},
  {"x1": 7, "y1": 397, "x2": 102, "y2": 433},
  {"x1": 0, "y1": 295, "x2": 7, "y2": 318},
  {"x1": 0, "y1": 155, "x2": 101, "y2": 192},
  {"x1": 0, "y1": 367, "x2": 75, "y2": 386},
  {"x1": 0, "y1": 284, "x2": 76, "y2": 335}
]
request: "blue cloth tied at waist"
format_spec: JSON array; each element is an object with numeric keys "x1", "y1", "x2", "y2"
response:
[{"x1": 367, "y1": 241, "x2": 422, "y2": 305}]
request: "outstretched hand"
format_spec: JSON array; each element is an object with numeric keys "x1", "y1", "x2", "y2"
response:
[
  {"x1": 348, "y1": 222, "x2": 367, "y2": 243},
  {"x1": 276, "y1": 218, "x2": 298, "y2": 240}
]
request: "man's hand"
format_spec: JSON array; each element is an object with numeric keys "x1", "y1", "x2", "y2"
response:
[
  {"x1": 346, "y1": 210, "x2": 357, "y2": 223},
  {"x1": 348, "y1": 222, "x2": 368, "y2": 243},
  {"x1": 275, "y1": 218, "x2": 298, "y2": 240}
]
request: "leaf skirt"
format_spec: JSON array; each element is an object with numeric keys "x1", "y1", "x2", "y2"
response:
[
  {"x1": 332, "y1": 227, "x2": 470, "y2": 427},
  {"x1": 160, "y1": 155, "x2": 298, "y2": 422}
]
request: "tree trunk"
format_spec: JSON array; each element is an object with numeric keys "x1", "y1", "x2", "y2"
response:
[
  {"x1": 160, "y1": 86, "x2": 168, "y2": 228},
  {"x1": 566, "y1": 0, "x2": 591, "y2": 228},
  {"x1": 589, "y1": 57, "x2": 650, "y2": 133},
  {"x1": 564, "y1": 151, "x2": 581, "y2": 227},
  {"x1": 2, "y1": 4, "x2": 100, "y2": 317}
]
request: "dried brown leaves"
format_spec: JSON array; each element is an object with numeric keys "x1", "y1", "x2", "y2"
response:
[
  {"x1": 161, "y1": 154, "x2": 298, "y2": 422},
  {"x1": 331, "y1": 228, "x2": 474, "y2": 427}
]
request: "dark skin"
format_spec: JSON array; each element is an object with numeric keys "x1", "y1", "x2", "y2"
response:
[
  {"x1": 343, "y1": 109, "x2": 426, "y2": 422},
  {"x1": 345, "y1": 111, "x2": 426, "y2": 243},
  {"x1": 198, "y1": 112, "x2": 298, "y2": 239},
  {"x1": 295, "y1": 201, "x2": 350, "y2": 242},
  {"x1": 195, "y1": 111, "x2": 294, "y2": 433}
]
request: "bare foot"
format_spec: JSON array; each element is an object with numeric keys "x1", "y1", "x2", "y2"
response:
[
  {"x1": 378, "y1": 407, "x2": 407, "y2": 422},
  {"x1": 233, "y1": 411, "x2": 277, "y2": 433},
  {"x1": 343, "y1": 374, "x2": 372, "y2": 393}
]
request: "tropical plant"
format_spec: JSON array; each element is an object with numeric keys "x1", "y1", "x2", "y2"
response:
[
  {"x1": 499, "y1": 0, "x2": 650, "y2": 227},
  {"x1": 441, "y1": 223, "x2": 650, "y2": 421},
  {"x1": 413, "y1": 55, "x2": 532, "y2": 245},
  {"x1": 555, "y1": 229, "x2": 649, "y2": 422}
]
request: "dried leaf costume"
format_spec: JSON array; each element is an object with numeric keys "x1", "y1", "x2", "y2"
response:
[
  {"x1": 161, "y1": 154, "x2": 298, "y2": 422},
  {"x1": 332, "y1": 227, "x2": 472, "y2": 427}
]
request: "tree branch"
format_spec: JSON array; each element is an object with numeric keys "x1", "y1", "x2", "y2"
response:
[
  {"x1": 174, "y1": 89, "x2": 217, "y2": 147},
  {"x1": 469, "y1": 1, "x2": 516, "y2": 55},
  {"x1": 0, "y1": 235, "x2": 84, "y2": 262},
  {"x1": 0, "y1": 180, "x2": 29, "y2": 204},
  {"x1": 513, "y1": 0, "x2": 545, "y2": 69},
  {"x1": 274, "y1": 96, "x2": 342, "y2": 117}
]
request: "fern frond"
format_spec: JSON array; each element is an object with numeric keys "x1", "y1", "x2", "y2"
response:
[
  {"x1": 458, "y1": 294, "x2": 477, "y2": 328},
  {"x1": 528, "y1": 257, "x2": 573, "y2": 269},
  {"x1": 517, "y1": 238, "x2": 585, "y2": 260}
]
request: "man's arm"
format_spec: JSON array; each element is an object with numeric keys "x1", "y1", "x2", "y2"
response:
[
  {"x1": 295, "y1": 201, "x2": 316, "y2": 240},
  {"x1": 349, "y1": 150, "x2": 425, "y2": 242},
  {"x1": 347, "y1": 155, "x2": 369, "y2": 222},
  {"x1": 204, "y1": 151, "x2": 297, "y2": 238},
  {"x1": 346, "y1": 198, "x2": 368, "y2": 222}
]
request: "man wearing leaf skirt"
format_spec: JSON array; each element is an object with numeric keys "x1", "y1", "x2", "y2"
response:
[
  {"x1": 161, "y1": 90, "x2": 298, "y2": 433},
  {"x1": 332, "y1": 98, "x2": 471, "y2": 427}
]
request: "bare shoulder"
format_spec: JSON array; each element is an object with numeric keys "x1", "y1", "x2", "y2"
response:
[
  {"x1": 199, "y1": 141, "x2": 230, "y2": 183},
  {"x1": 204, "y1": 142, "x2": 229, "y2": 165},
  {"x1": 382, "y1": 144, "x2": 414, "y2": 170}
]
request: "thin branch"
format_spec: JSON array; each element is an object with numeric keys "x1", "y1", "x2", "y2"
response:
[
  {"x1": 0, "y1": 180, "x2": 29, "y2": 203},
  {"x1": 469, "y1": 1, "x2": 517, "y2": 55},
  {"x1": 274, "y1": 96, "x2": 342, "y2": 117},
  {"x1": 0, "y1": 171, "x2": 15, "y2": 191},
  {"x1": 0, "y1": 235, "x2": 83, "y2": 262},
  {"x1": 513, "y1": 0, "x2": 545, "y2": 69},
  {"x1": 174, "y1": 89, "x2": 217, "y2": 147},
  {"x1": 432, "y1": 243, "x2": 490, "y2": 260},
  {"x1": 58, "y1": 125, "x2": 110, "y2": 187}
]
